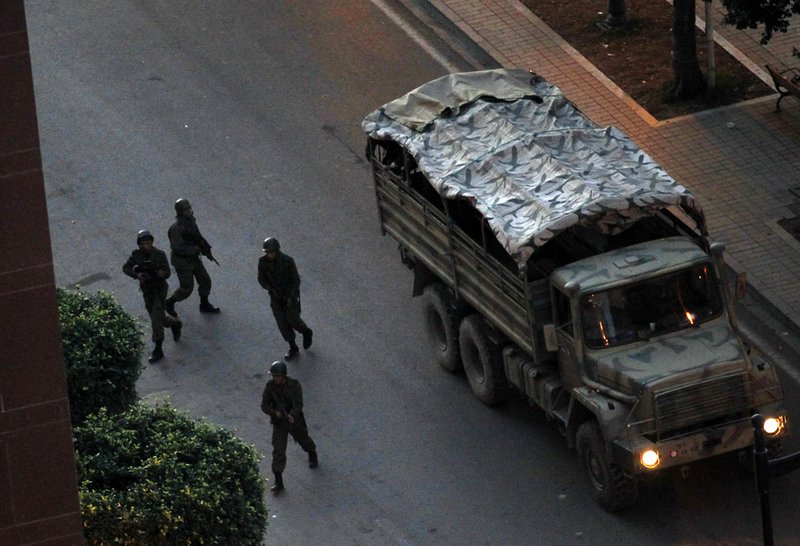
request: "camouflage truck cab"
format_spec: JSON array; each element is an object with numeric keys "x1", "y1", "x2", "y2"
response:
[
  {"x1": 363, "y1": 69, "x2": 788, "y2": 512},
  {"x1": 551, "y1": 238, "x2": 785, "y2": 478}
]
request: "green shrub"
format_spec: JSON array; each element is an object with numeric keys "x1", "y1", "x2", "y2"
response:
[
  {"x1": 58, "y1": 288, "x2": 144, "y2": 424},
  {"x1": 75, "y1": 404, "x2": 268, "y2": 546}
]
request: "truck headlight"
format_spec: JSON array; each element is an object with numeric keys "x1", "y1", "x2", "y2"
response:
[
  {"x1": 762, "y1": 416, "x2": 786, "y2": 436},
  {"x1": 640, "y1": 449, "x2": 660, "y2": 469}
]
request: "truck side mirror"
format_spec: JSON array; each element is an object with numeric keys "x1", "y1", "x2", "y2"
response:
[
  {"x1": 543, "y1": 324, "x2": 558, "y2": 352},
  {"x1": 735, "y1": 271, "x2": 747, "y2": 300}
]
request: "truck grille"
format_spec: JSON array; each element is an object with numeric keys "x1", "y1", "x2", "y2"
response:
[{"x1": 654, "y1": 373, "x2": 749, "y2": 434}]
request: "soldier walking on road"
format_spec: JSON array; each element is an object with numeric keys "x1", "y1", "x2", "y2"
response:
[
  {"x1": 165, "y1": 198, "x2": 221, "y2": 316},
  {"x1": 260, "y1": 360, "x2": 318, "y2": 493},
  {"x1": 123, "y1": 230, "x2": 182, "y2": 363},
  {"x1": 258, "y1": 237, "x2": 313, "y2": 359}
]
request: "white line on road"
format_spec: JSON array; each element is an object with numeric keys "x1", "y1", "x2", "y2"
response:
[{"x1": 368, "y1": 0, "x2": 461, "y2": 73}]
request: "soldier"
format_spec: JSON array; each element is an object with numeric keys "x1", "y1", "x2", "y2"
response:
[
  {"x1": 122, "y1": 230, "x2": 182, "y2": 363},
  {"x1": 257, "y1": 237, "x2": 313, "y2": 359},
  {"x1": 165, "y1": 198, "x2": 221, "y2": 316},
  {"x1": 260, "y1": 360, "x2": 318, "y2": 493}
]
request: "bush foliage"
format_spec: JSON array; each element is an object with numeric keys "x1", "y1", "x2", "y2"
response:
[
  {"x1": 75, "y1": 404, "x2": 268, "y2": 546},
  {"x1": 57, "y1": 288, "x2": 144, "y2": 424}
]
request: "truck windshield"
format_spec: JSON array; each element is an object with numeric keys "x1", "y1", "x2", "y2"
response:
[{"x1": 580, "y1": 263, "x2": 723, "y2": 349}]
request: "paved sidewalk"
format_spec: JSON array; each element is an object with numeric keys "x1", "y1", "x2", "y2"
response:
[{"x1": 428, "y1": 0, "x2": 800, "y2": 332}]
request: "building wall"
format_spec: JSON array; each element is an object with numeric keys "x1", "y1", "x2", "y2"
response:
[{"x1": 0, "y1": 1, "x2": 84, "y2": 544}]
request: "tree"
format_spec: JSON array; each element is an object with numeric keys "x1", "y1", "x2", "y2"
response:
[
  {"x1": 61, "y1": 289, "x2": 269, "y2": 543},
  {"x1": 57, "y1": 288, "x2": 144, "y2": 424},
  {"x1": 671, "y1": 0, "x2": 707, "y2": 100},
  {"x1": 603, "y1": 0, "x2": 627, "y2": 28},
  {"x1": 721, "y1": 0, "x2": 800, "y2": 44},
  {"x1": 75, "y1": 404, "x2": 268, "y2": 545}
]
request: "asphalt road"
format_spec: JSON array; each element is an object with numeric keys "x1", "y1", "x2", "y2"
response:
[{"x1": 25, "y1": 0, "x2": 800, "y2": 544}]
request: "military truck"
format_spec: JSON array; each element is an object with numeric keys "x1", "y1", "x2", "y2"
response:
[{"x1": 362, "y1": 69, "x2": 788, "y2": 511}]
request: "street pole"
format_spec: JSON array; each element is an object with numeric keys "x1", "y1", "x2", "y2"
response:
[
  {"x1": 752, "y1": 414, "x2": 774, "y2": 546},
  {"x1": 705, "y1": 0, "x2": 716, "y2": 90}
]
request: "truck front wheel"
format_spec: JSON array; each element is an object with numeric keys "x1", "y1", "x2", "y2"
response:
[
  {"x1": 422, "y1": 283, "x2": 462, "y2": 372},
  {"x1": 576, "y1": 421, "x2": 638, "y2": 512},
  {"x1": 458, "y1": 315, "x2": 509, "y2": 405}
]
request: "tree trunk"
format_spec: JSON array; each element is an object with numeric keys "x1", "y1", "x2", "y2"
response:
[
  {"x1": 671, "y1": 0, "x2": 706, "y2": 100},
  {"x1": 605, "y1": 0, "x2": 627, "y2": 27}
]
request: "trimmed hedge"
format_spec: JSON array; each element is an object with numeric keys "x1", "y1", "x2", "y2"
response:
[
  {"x1": 58, "y1": 288, "x2": 144, "y2": 424},
  {"x1": 75, "y1": 404, "x2": 268, "y2": 545}
]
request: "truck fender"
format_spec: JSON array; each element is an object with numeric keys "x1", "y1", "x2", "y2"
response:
[{"x1": 566, "y1": 387, "x2": 631, "y2": 453}]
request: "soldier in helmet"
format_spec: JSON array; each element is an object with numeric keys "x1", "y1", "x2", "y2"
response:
[
  {"x1": 123, "y1": 230, "x2": 182, "y2": 363},
  {"x1": 165, "y1": 198, "x2": 221, "y2": 316},
  {"x1": 257, "y1": 237, "x2": 313, "y2": 359},
  {"x1": 260, "y1": 360, "x2": 318, "y2": 493}
]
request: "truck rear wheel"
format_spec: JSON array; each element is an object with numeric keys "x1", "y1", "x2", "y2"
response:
[
  {"x1": 458, "y1": 315, "x2": 509, "y2": 405},
  {"x1": 576, "y1": 421, "x2": 638, "y2": 512},
  {"x1": 422, "y1": 283, "x2": 462, "y2": 372}
]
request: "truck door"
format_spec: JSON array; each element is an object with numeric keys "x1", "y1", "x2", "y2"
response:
[{"x1": 553, "y1": 288, "x2": 581, "y2": 389}]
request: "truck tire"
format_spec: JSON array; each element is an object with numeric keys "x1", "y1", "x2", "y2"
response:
[
  {"x1": 576, "y1": 421, "x2": 638, "y2": 512},
  {"x1": 422, "y1": 283, "x2": 462, "y2": 372},
  {"x1": 458, "y1": 314, "x2": 510, "y2": 405}
]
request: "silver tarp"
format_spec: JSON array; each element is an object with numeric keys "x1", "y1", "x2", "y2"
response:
[{"x1": 362, "y1": 69, "x2": 705, "y2": 266}]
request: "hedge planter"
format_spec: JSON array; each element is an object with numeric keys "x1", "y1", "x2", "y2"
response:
[
  {"x1": 58, "y1": 288, "x2": 144, "y2": 424},
  {"x1": 75, "y1": 404, "x2": 268, "y2": 545}
]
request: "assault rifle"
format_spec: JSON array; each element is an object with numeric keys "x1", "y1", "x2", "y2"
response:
[
  {"x1": 269, "y1": 389, "x2": 295, "y2": 425},
  {"x1": 133, "y1": 259, "x2": 161, "y2": 282},
  {"x1": 189, "y1": 233, "x2": 221, "y2": 266}
]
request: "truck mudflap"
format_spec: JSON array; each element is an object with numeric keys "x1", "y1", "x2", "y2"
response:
[{"x1": 612, "y1": 418, "x2": 766, "y2": 475}]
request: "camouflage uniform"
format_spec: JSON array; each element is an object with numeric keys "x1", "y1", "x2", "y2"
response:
[
  {"x1": 257, "y1": 251, "x2": 311, "y2": 348},
  {"x1": 122, "y1": 246, "x2": 180, "y2": 343},
  {"x1": 168, "y1": 215, "x2": 212, "y2": 302},
  {"x1": 260, "y1": 376, "x2": 317, "y2": 474}
]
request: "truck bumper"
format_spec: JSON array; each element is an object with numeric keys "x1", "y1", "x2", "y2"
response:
[{"x1": 613, "y1": 418, "x2": 782, "y2": 475}]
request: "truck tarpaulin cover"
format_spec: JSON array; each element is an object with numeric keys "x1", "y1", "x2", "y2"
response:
[{"x1": 362, "y1": 69, "x2": 705, "y2": 266}]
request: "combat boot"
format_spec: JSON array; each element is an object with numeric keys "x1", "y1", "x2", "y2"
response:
[
  {"x1": 171, "y1": 321, "x2": 182, "y2": 342},
  {"x1": 149, "y1": 343, "x2": 164, "y2": 364},
  {"x1": 270, "y1": 472, "x2": 284, "y2": 493},
  {"x1": 199, "y1": 296, "x2": 220, "y2": 314},
  {"x1": 308, "y1": 451, "x2": 318, "y2": 469},
  {"x1": 284, "y1": 344, "x2": 299, "y2": 360},
  {"x1": 165, "y1": 297, "x2": 177, "y2": 317},
  {"x1": 302, "y1": 328, "x2": 313, "y2": 349}
]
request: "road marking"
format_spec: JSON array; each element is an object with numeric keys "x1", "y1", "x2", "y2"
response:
[{"x1": 369, "y1": 0, "x2": 461, "y2": 73}]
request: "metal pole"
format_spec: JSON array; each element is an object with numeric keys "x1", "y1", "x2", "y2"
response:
[
  {"x1": 705, "y1": 0, "x2": 716, "y2": 90},
  {"x1": 751, "y1": 414, "x2": 774, "y2": 546}
]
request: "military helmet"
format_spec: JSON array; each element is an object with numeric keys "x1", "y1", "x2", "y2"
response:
[
  {"x1": 262, "y1": 237, "x2": 280, "y2": 251},
  {"x1": 269, "y1": 360, "x2": 288, "y2": 376},
  {"x1": 136, "y1": 229, "x2": 154, "y2": 243},
  {"x1": 174, "y1": 198, "x2": 192, "y2": 213}
]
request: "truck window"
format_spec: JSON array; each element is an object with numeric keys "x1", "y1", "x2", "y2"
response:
[
  {"x1": 580, "y1": 263, "x2": 723, "y2": 349},
  {"x1": 553, "y1": 288, "x2": 573, "y2": 337}
]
